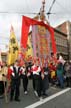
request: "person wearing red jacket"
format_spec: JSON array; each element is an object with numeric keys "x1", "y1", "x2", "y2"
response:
[
  {"x1": 27, "y1": 61, "x2": 43, "y2": 100},
  {"x1": 7, "y1": 66, "x2": 13, "y2": 81}
]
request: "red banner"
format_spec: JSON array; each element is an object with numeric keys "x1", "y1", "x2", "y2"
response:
[
  {"x1": 32, "y1": 25, "x2": 50, "y2": 59},
  {"x1": 21, "y1": 16, "x2": 57, "y2": 54}
]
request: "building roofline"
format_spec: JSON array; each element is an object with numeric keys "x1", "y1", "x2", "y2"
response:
[
  {"x1": 54, "y1": 28, "x2": 67, "y2": 37},
  {"x1": 55, "y1": 20, "x2": 71, "y2": 28}
]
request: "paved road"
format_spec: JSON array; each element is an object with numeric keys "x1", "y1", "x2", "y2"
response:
[
  {"x1": 36, "y1": 89, "x2": 71, "y2": 108},
  {"x1": 0, "y1": 80, "x2": 71, "y2": 108}
]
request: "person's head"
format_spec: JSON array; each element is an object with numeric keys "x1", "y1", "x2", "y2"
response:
[
  {"x1": 23, "y1": 63, "x2": 26, "y2": 68},
  {"x1": 57, "y1": 62, "x2": 63, "y2": 70},
  {"x1": 51, "y1": 52, "x2": 54, "y2": 57},
  {"x1": 57, "y1": 53, "x2": 60, "y2": 60},
  {"x1": 2, "y1": 61, "x2": 7, "y2": 67},
  {"x1": 14, "y1": 60, "x2": 18, "y2": 66}
]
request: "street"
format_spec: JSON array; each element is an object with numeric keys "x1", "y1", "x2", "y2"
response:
[{"x1": 0, "y1": 80, "x2": 71, "y2": 108}]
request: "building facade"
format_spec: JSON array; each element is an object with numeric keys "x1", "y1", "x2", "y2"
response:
[
  {"x1": 54, "y1": 21, "x2": 71, "y2": 60},
  {"x1": 54, "y1": 29, "x2": 68, "y2": 60}
]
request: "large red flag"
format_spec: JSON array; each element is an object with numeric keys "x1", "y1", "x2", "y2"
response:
[{"x1": 21, "y1": 16, "x2": 57, "y2": 54}]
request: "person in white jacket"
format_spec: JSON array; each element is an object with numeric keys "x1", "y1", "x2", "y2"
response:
[{"x1": 31, "y1": 63, "x2": 42, "y2": 100}]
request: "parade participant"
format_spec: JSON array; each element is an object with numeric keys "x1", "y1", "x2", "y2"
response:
[
  {"x1": 10, "y1": 60, "x2": 21, "y2": 102},
  {"x1": 30, "y1": 61, "x2": 42, "y2": 100},
  {"x1": 2, "y1": 62, "x2": 8, "y2": 102},
  {"x1": 26, "y1": 61, "x2": 33, "y2": 79},
  {"x1": 49, "y1": 62, "x2": 56, "y2": 85},
  {"x1": 64, "y1": 61, "x2": 71, "y2": 87},
  {"x1": 0, "y1": 65, "x2": 4, "y2": 98},
  {"x1": 42, "y1": 63, "x2": 49, "y2": 96},
  {"x1": 56, "y1": 62, "x2": 64, "y2": 88},
  {"x1": 7, "y1": 64, "x2": 13, "y2": 93},
  {"x1": 57, "y1": 53, "x2": 65, "y2": 65},
  {"x1": 21, "y1": 64, "x2": 28, "y2": 95},
  {"x1": 50, "y1": 52, "x2": 57, "y2": 66},
  {"x1": 2, "y1": 62, "x2": 8, "y2": 87}
]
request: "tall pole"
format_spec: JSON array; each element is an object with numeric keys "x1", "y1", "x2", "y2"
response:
[
  {"x1": 40, "y1": 0, "x2": 46, "y2": 21},
  {"x1": 42, "y1": 0, "x2": 45, "y2": 13}
]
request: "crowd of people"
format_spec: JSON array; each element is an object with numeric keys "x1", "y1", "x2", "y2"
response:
[{"x1": 0, "y1": 53, "x2": 71, "y2": 102}]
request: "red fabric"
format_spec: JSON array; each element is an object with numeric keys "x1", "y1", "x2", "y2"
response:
[
  {"x1": 7, "y1": 68, "x2": 12, "y2": 80},
  {"x1": 21, "y1": 17, "x2": 30, "y2": 48},
  {"x1": 18, "y1": 59, "x2": 24, "y2": 66},
  {"x1": 21, "y1": 16, "x2": 57, "y2": 54},
  {"x1": 49, "y1": 64, "x2": 56, "y2": 72},
  {"x1": 31, "y1": 66, "x2": 38, "y2": 72}
]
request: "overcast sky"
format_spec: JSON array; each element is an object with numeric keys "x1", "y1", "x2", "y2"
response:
[{"x1": 0, "y1": 0, "x2": 71, "y2": 52}]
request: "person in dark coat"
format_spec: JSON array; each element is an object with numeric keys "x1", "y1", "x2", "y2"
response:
[
  {"x1": 21, "y1": 64, "x2": 28, "y2": 95},
  {"x1": 64, "y1": 61, "x2": 71, "y2": 87},
  {"x1": 0, "y1": 65, "x2": 4, "y2": 98},
  {"x1": 42, "y1": 64, "x2": 49, "y2": 96},
  {"x1": 10, "y1": 60, "x2": 21, "y2": 102}
]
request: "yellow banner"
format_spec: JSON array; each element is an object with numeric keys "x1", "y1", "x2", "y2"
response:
[
  {"x1": 7, "y1": 26, "x2": 19, "y2": 65},
  {"x1": 25, "y1": 36, "x2": 33, "y2": 59}
]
